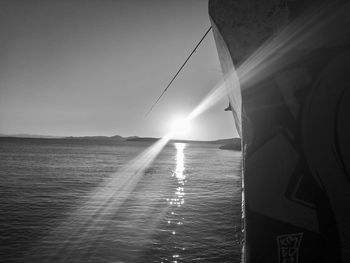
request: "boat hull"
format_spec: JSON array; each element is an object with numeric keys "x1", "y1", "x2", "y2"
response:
[{"x1": 209, "y1": 1, "x2": 350, "y2": 262}]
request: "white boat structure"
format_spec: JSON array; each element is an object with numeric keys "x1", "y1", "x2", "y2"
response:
[{"x1": 209, "y1": 0, "x2": 350, "y2": 262}]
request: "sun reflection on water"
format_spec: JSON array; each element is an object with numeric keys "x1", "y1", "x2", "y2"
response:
[
  {"x1": 170, "y1": 143, "x2": 186, "y2": 208},
  {"x1": 174, "y1": 143, "x2": 185, "y2": 179},
  {"x1": 166, "y1": 143, "x2": 187, "y2": 262}
]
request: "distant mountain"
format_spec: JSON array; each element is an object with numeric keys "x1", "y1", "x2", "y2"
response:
[
  {"x1": 126, "y1": 136, "x2": 160, "y2": 142},
  {"x1": 124, "y1": 136, "x2": 139, "y2": 140},
  {"x1": 65, "y1": 136, "x2": 109, "y2": 140},
  {"x1": 0, "y1": 134, "x2": 125, "y2": 140},
  {"x1": 0, "y1": 134, "x2": 241, "y2": 150},
  {"x1": 126, "y1": 136, "x2": 241, "y2": 151},
  {"x1": 64, "y1": 135, "x2": 125, "y2": 140},
  {"x1": 60, "y1": 135, "x2": 241, "y2": 150},
  {"x1": 210, "y1": 138, "x2": 233, "y2": 144},
  {"x1": 0, "y1": 133, "x2": 63, "y2": 139},
  {"x1": 218, "y1": 138, "x2": 241, "y2": 151},
  {"x1": 110, "y1": 135, "x2": 124, "y2": 140}
]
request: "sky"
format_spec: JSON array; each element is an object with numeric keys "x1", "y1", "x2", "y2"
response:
[{"x1": 0, "y1": 0, "x2": 237, "y2": 140}]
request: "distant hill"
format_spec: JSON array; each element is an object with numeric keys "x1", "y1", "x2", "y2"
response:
[
  {"x1": 65, "y1": 136, "x2": 109, "y2": 140},
  {"x1": 0, "y1": 133, "x2": 63, "y2": 139},
  {"x1": 65, "y1": 135, "x2": 124, "y2": 141},
  {"x1": 126, "y1": 136, "x2": 160, "y2": 142},
  {"x1": 110, "y1": 135, "x2": 124, "y2": 140},
  {"x1": 218, "y1": 138, "x2": 241, "y2": 151},
  {"x1": 126, "y1": 136, "x2": 241, "y2": 151},
  {"x1": 0, "y1": 134, "x2": 241, "y2": 150}
]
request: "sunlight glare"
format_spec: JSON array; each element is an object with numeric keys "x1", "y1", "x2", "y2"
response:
[{"x1": 169, "y1": 117, "x2": 191, "y2": 136}]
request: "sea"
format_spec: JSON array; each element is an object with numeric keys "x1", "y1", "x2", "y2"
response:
[{"x1": 0, "y1": 137, "x2": 242, "y2": 263}]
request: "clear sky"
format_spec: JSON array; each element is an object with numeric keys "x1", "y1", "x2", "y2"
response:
[{"x1": 0, "y1": 0, "x2": 237, "y2": 140}]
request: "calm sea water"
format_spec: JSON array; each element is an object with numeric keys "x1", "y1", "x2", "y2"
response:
[{"x1": 0, "y1": 137, "x2": 242, "y2": 263}]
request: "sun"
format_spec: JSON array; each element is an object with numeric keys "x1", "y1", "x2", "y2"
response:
[{"x1": 169, "y1": 116, "x2": 191, "y2": 137}]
